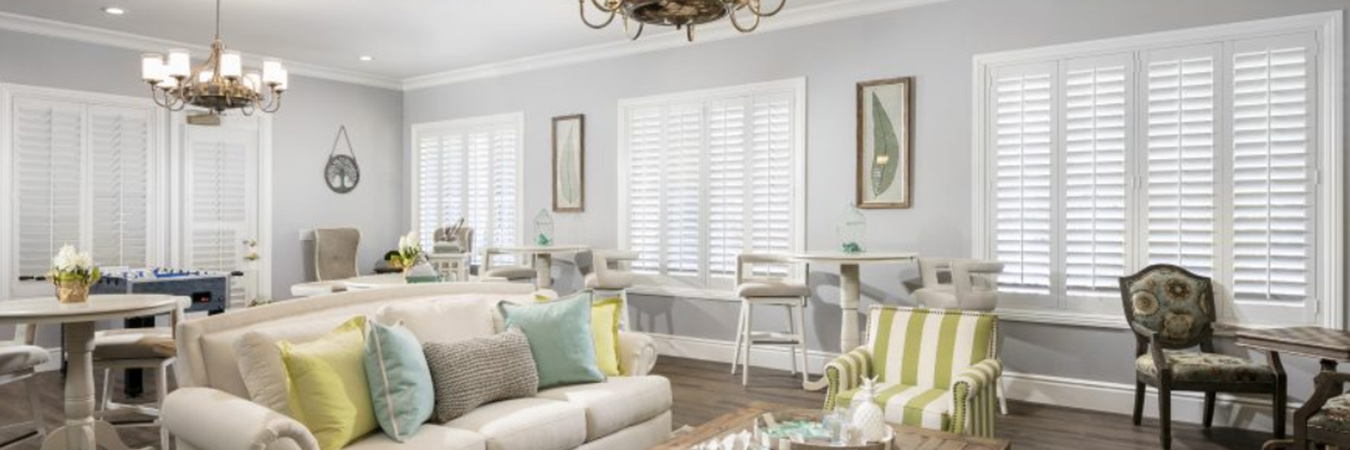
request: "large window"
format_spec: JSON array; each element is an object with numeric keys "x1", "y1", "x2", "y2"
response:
[
  {"x1": 618, "y1": 79, "x2": 806, "y2": 294},
  {"x1": 973, "y1": 13, "x2": 1341, "y2": 327},
  {"x1": 1, "y1": 85, "x2": 163, "y2": 299},
  {"x1": 411, "y1": 113, "x2": 523, "y2": 264}
]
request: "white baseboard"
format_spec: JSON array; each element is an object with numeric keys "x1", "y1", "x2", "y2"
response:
[{"x1": 648, "y1": 333, "x2": 1295, "y2": 433}]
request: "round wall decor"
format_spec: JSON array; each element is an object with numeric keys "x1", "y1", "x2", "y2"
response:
[{"x1": 325, "y1": 125, "x2": 360, "y2": 194}]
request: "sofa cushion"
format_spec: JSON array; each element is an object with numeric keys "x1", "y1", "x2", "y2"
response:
[
  {"x1": 344, "y1": 424, "x2": 485, "y2": 450},
  {"x1": 501, "y1": 293, "x2": 605, "y2": 389},
  {"x1": 234, "y1": 316, "x2": 367, "y2": 414},
  {"x1": 276, "y1": 316, "x2": 377, "y2": 450},
  {"x1": 375, "y1": 296, "x2": 495, "y2": 344},
  {"x1": 425, "y1": 329, "x2": 539, "y2": 422},
  {"x1": 535, "y1": 376, "x2": 672, "y2": 441},
  {"x1": 364, "y1": 321, "x2": 434, "y2": 442},
  {"x1": 444, "y1": 398, "x2": 587, "y2": 450}
]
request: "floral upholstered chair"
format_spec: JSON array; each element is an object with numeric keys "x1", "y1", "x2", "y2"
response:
[
  {"x1": 1121, "y1": 264, "x2": 1286, "y2": 450},
  {"x1": 1290, "y1": 371, "x2": 1350, "y2": 448}
]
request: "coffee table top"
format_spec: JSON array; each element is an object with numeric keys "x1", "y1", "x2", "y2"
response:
[{"x1": 653, "y1": 402, "x2": 1010, "y2": 450}]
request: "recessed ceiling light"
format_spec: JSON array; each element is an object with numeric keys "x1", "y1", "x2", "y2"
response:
[
  {"x1": 102, "y1": 6, "x2": 126, "y2": 15},
  {"x1": 358, "y1": 55, "x2": 374, "y2": 62}
]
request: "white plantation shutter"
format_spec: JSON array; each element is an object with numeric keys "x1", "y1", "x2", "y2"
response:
[
  {"x1": 707, "y1": 98, "x2": 747, "y2": 277},
  {"x1": 13, "y1": 99, "x2": 84, "y2": 279},
  {"x1": 1062, "y1": 55, "x2": 1131, "y2": 297},
  {"x1": 991, "y1": 64, "x2": 1055, "y2": 295},
  {"x1": 1144, "y1": 45, "x2": 1219, "y2": 275},
  {"x1": 627, "y1": 106, "x2": 664, "y2": 274},
  {"x1": 490, "y1": 127, "x2": 520, "y2": 259},
  {"x1": 89, "y1": 105, "x2": 152, "y2": 268},
  {"x1": 413, "y1": 115, "x2": 521, "y2": 266},
  {"x1": 188, "y1": 137, "x2": 249, "y2": 302},
  {"x1": 663, "y1": 104, "x2": 703, "y2": 277},
  {"x1": 416, "y1": 134, "x2": 447, "y2": 249},
  {"x1": 747, "y1": 94, "x2": 794, "y2": 277},
  {"x1": 1230, "y1": 34, "x2": 1315, "y2": 304}
]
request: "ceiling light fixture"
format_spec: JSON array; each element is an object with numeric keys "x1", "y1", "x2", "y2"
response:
[
  {"x1": 359, "y1": 55, "x2": 374, "y2": 62},
  {"x1": 138, "y1": 0, "x2": 287, "y2": 115},
  {"x1": 577, "y1": 0, "x2": 786, "y2": 42},
  {"x1": 102, "y1": 7, "x2": 126, "y2": 15}
]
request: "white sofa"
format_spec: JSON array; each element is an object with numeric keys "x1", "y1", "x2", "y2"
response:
[{"x1": 163, "y1": 283, "x2": 673, "y2": 450}]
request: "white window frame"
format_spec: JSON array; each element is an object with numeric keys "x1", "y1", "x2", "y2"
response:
[
  {"x1": 408, "y1": 112, "x2": 526, "y2": 259},
  {"x1": 616, "y1": 78, "x2": 808, "y2": 300},
  {"x1": 972, "y1": 12, "x2": 1343, "y2": 329}
]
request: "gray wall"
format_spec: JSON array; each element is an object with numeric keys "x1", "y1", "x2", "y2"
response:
[
  {"x1": 0, "y1": 28, "x2": 404, "y2": 305},
  {"x1": 403, "y1": 0, "x2": 1348, "y2": 406}
]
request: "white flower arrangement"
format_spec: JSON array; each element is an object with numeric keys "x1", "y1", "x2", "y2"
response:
[
  {"x1": 393, "y1": 231, "x2": 422, "y2": 268},
  {"x1": 50, "y1": 244, "x2": 101, "y2": 285}
]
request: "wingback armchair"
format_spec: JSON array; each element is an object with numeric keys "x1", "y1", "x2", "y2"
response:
[
  {"x1": 824, "y1": 306, "x2": 1001, "y2": 438},
  {"x1": 1120, "y1": 264, "x2": 1286, "y2": 450}
]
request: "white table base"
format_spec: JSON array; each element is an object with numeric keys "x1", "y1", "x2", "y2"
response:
[
  {"x1": 43, "y1": 321, "x2": 144, "y2": 450},
  {"x1": 535, "y1": 254, "x2": 553, "y2": 289},
  {"x1": 801, "y1": 263, "x2": 862, "y2": 391}
]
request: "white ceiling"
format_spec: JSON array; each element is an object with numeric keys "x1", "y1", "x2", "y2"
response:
[{"x1": 0, "y1": 0, "x2": 858, "y2": 82}]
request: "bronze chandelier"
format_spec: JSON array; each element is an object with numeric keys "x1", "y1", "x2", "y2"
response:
[{"x1": 578, "y1": 0, "x2": 787, "y2": 42}]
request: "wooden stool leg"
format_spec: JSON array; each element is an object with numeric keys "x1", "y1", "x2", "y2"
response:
[{"x1": 1133, "y1": 381, "x2": 1146, "y2": 426}]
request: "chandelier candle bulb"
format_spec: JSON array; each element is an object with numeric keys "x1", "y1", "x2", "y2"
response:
[
  {"x1": 166, "y1": 49, "x2": 191, "y2": 78},
  {"x1": 141, "y1": 54, "x2": 164, "y2": 83},
  {"x1": 158, "y1": 76, "x2": 178, "y2": 89},
  {"x1": 198, "y1": 70, "x2": 214, "y2": 83},
  {"x1": 220, "y1": 51, "x2": 243, "y2": 78},
  {"x1": 262, "y1": 59, "x2": 284, "y2": 84},
  {"x1": 275, "y1": 68, "x2": 289, "y2": 91},
  {"x1": 244, "y1": 73, "x2": 262, "y2": 93}
]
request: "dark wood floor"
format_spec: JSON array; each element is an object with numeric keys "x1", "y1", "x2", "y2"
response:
[{"x1": 0, "y1": 357, "x2": 1272, "y2": 450}]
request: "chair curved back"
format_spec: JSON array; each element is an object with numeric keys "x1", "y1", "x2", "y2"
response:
[
  {"x1": 314, "y1": 228, "x2": 360, "y2": 281},
  {"x1": 735, "y1": 253, "x2": 797, "y2": 286},
  {"x1": 433, "y1": 226, "x2": 474, "y2": 255},
  {"x1": 864, "y1": 306, "x2": 998, "y2": 390},
  {"x1": 916, "y1": 258, "x2": 1003, "y2": 310},
  {"x1": 1119, "y1": 264, "x2": 1215, "y2": 350}
]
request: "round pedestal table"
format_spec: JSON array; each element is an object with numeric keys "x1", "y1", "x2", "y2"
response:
[
  {"x1": 343, "y1": 273, "x2": 508, "y2": 290},
  {"x1": 783, "y1": 251, "x2": 918, "y2": 390},
  {"x1": 0, "y1": 294, "x2": 187, "y2": 450},
  {"x1": 492, "y1": 245, "x2": 589, "y2": 289}
]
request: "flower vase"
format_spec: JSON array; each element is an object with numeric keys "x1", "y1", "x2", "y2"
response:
[
  {"x1": 55, "y1": 280, "x2": 91, "y2": 304},
  {"x1": 837, "y1": 203, "x2": 867, "y2": 254},
  {"x1": 850, "y1": 377, "x2": 888, "y2": 443}
]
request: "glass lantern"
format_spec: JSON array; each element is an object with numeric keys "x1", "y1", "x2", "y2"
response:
[
  {"x1": 534, "y1": 209, "x2": 555, "y2": 246},
  {"x1": 837, "y1": 203, "x2": 866, "y2": 254}
]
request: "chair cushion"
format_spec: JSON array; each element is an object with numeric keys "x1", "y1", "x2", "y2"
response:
[
  {"x1": 584, "y1": 271, "x2": 633, "y2": 290},
  {"x1": 0, "y1": 345, "x2": 49, "y2": 373},
  {"x1": 1309, "y1": 393, "x2": 1350, "y2": 433},
  {"x1": 1135, "y1": 351, "x2": 1276, "y2": 384},
  {"x1": 443, "y1": 398, "x2": 587, "y2": 450},
  {"x1": 535, "y1": 376, "x2": 671, "y2": 441},
  {"x1": 485, "y1": 266, "x2": 537, "y2": 280},
  {"x1": 344, "y1": 424, "x2": 485, "y2": 450},
  {"x1": 93, "y1": 328, "x2": 175, "y2": 359},
  {"x1": 836, "y1": 382, "x2": 951, "y2": 430},
  {"x1": 291, "y1": 281, "x2": 349, "y2": 298},
  {"x1": 736, "y1": 280, "x2": 810, "y2": 298}
]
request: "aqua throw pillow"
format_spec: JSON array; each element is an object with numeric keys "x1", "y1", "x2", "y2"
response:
[
  {"x1": 363, "y1": 321, "x2": 434, "y2": 442},
  {"x1": 500, "y1": 292, "x2": 606, "y2": 388}
]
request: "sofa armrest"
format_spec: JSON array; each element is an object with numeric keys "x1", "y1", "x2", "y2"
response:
[
  {"x1": 824, "y1": 347, "x2": 873, "y2": 411},
  {"x1": 163, "y1": 388, "x2": 318, "y2": 450},
  {"x1": 617, "y1": 331, "x2": 658, "y2": 376},
  {"x1": 950, "y1": 359, "x2": 1003, "y2": 437}
]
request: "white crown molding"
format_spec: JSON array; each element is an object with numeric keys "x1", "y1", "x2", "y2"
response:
[
  {"x1": 0, "y1": 10, "x2": 403, "y2": 90},
  {"x1": 401, "y1": 0, "x2": 955, "y2": 91}
]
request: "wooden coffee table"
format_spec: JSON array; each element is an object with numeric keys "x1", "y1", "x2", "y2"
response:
[{"x1": 655, "y1": 402, "x2": 1010, "y2": 450}]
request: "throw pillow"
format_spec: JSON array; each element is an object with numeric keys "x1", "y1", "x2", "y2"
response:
[
  {"x1": 276, "y1": 316, "x2": 377, "y2": 450},
  {"x1": 423, "y1": 328, "x2": 538, "y2": 422},
  {"x1": 591, "y1": 297, "x2": 623, "y2": 376},
  {"x1": 500, "y1": 293, "x2": 606, "y2": 388},
  {"x1": 376, "y1": 296, "x2": 495, "y2": 344},
  {"x1": 363, "y1": 321, "x2": 434, "y2": 442},
  {"x1": 235, "y1": 318, "x2": 359, "y2": 415}
]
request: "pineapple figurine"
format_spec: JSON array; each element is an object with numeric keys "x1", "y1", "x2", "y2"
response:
[{"x1": 850, "y1": 376, "x2": 888, "y2": 443}]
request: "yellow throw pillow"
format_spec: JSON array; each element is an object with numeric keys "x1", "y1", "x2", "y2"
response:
[
  {"x1": 277, "y1": 317, "x2": 377, "y2": 450},
  {"x1": 591, "y1": 297, "x2": 623, "y2": 376}
]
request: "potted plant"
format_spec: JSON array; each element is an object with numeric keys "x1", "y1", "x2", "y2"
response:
[
  {"x1": 393, "y1": 231, "x2": 422, "y2": 275},
  {"x1": 50, "y1": 245, "x2": 101, "y2": 304}
]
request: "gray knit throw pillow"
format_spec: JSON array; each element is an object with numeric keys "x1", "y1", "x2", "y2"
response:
[{"x1": 423, "y1": 328, "x2": 539, "y2": 422}]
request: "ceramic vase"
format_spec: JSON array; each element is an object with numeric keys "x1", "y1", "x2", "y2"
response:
[{"x1": 55, "y1": 280, "x2": 91, "y2": 304}]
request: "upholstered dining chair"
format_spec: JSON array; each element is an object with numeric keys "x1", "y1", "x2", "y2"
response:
[
  {"x1": 430, "y1": 226, "x2": 474, "y2": 281},
  {"x1": 576, "y1": 249, "x2": 638, "y2": 330},
  {"x1": 1121, "y1": 264, "x2": 1286, "y2": 450},
  {"x1": 1292, "y1": 370, "x2": 1350, "y2": 449},
  {"x1": 730, "y1": 253, "x2": 809, "y2": 386},
  {"x1": 93, "y1": 300, "x2": 186, "y2": 450},
  {"x1": 291, "y1": 228, "x2": 361, "y2": 297},
  {"x1": 824, "y1": 306, "x2": 1001, "y2": 438},
  {"x1": 483, "y1": 247, "x2": 537, "y2": 283},
  {"x1": 433, "y1": 225, "x2": 474, "y2": 255},
  {"x1": 0, "y1": 323, "x2": 48, "y2": 449}
]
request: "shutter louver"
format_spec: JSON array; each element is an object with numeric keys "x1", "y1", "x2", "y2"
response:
[
  {"x1": 748, "y1": 93, "x2": 794, "y2": 278},
  {"x1": 992, "y1": 66, "x2": 1055, "y2": 294},
  {"x1": 707, "y1": 98, "x2": 747, "y2": 278},
  {"x1": 663, "y1": 104, "x2": 703, "y2": 277},
  {"x1": 90, "y1": 106, "x2": 151, "y2": 269},
  {"x1": 417, "y1": 134, "x2": 445, "y2": 250},
  {"x1": 1062, "y1": 57, "x2": 1130, "y2": 297},
  {"x1": 490, "y1": 126, "x2": 519, "y2": 264},
  {"x1": 190, "y1": 138, "x2": 248, "y2": 301},
  {"x1": 1145, "y1": 47, "x2": 1217, "y2": 275},
  {"x1": 626, "y1": 107, "x2": 665, "y2": 274},
  {"x1": 1231, "y1": 36, "x2": 1314, "y2": 303},
  {"x1": 14, "y1": 99, "x2": 83, "y2": 278}
]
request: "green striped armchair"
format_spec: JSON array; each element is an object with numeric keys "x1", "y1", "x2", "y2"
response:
[{"x1": 824, "y1": 306, "x2": 1001, "y2": 438}]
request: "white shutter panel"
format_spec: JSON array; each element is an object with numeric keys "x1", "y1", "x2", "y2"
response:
[
  {"x1": 490, "y1": 125, "x2": 519, "y2": 257},
  {"x1": 626, "y1": 106, "x2": 664, "y2": 274},
  {"x1": 1230, "y1": 33, "x2": 1315, "y2": 303},
  {"x1": 466, "y1": 131, "x2": 493, "y2": 264},
  {"x1": 14, "y1": 99, "x2": 84, "y2": 279},
  {"x1": 991, "y1": 64, "x2": 1055, "y2": 294},
  {"x1": 1062, "y1": 55, "x2": 1131, "y2": 297},
  {"x1": 1144, "y1": 45, "x2": 1218, "y2": 275},
  {"x1": 663, "y1": 103, "x2": 703, "y2": 277},
  {"x1": 707, "y1": 98, "x2": 747, "y2": 278},
  {"x1": 89, "y1": 105, "x2": 151, "y2": 268},
  {"x1": 189, "y1": 137, "x2": 249, "y2": 301},
  {"x1": 748, "y1": 93, "x2": 794, "y2": 277},
  {"x1": 416, "y1": 134, "x2": 444, "y2": 249}
]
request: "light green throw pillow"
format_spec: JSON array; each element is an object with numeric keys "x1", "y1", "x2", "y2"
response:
[
  {"x1": 277, "y1": 317, "x2": 377, "y2": 450},
  {"x1": 501, "y1": 293, "x2": 606, "y2": 388},
  {"x1": 363, "y1": 321, "x2": 434, "y2": 442}
]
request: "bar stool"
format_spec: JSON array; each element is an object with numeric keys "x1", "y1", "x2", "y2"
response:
[
  {"x1": 94, "y1": 299, "x2": 185, "y2": 450},
  {"x1": 483, "y1": 247, "x2": 537, "y2": 284},
  {"x1": 0, "y1": 323, "x2": 48, "y2": 449},
  {"x1": 578, "y1": 250, "x2": 638, "y2": 330},
  {"x1": 730, "y1": 253, "x2": 809, "y2": 386}
]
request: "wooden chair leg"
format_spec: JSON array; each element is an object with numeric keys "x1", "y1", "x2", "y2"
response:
[
  {"x1": 1203, "y1": 391, "x2": 1216, "y2": 429},
  {"x1": 1274, "y1": 377, "x2": 1288, "y2": 440},
  {"x1": 24, "y1": 375, "x2": 46, "y2": 437},
  {"x1": 1133, "y1": 381, "x2": 1145, "y2": 426},
  {"x1": 1159, "y1": 385, "x2": 1172, "y2": 450}
]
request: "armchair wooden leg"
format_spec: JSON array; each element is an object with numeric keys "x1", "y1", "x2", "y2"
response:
[
  {"x1": 1159, "y1": 385, "x2": 1173, "y2": 450},
  {"x1": 1274, "y1": 376, "x2": 1288, "y2": 440},
  {"x1": 1132, "y1": 381, "x2": 1145, "y2": 426},
  {"x1": 1203, "y1": 391, "x2": 1216, "y2": 429}
]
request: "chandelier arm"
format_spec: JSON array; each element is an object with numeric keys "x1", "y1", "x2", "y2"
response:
[
  {"x1": 262, "y1": 92, "x2": 283, "y2": 114},
  {"x1": 590, "y1": 0, "x2": 620, "y2": 13},
  {"x1": 750, "y1": 0, "x2": 786, "y2": 17},
  {"x1": 729, "y1": 4, "x2": 761, "y2": 33},
  {"x1": 686, "y1": 24, "x2": 696, "y2": 42},
  {"x1": 623, "y1": 14, "x2": 644, "y2": 40},
  {"x1": 148, "y1": 85, "x2": 171, "y2": 108},
  {"x1": 579, "y1": 0, "x2": 618, "y2": 29}
]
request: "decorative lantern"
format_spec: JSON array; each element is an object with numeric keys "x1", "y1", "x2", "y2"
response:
[
  {"x1": 837, "y1": 203, "x2": 866, "y2": 253},
  {"x1": 534, "y1": 209, "x2": 555, "y2": 246}
]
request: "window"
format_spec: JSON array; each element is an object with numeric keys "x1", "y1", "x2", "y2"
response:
[
  {"x1": 974, "y1": 13, "x2": 1341, "y2": 327},
  {"x1": 618, "y1": 79, "x2": 806, "y2": 293},
  {"x1": 411, "y1": 113, "x2": 523, "y2": 265},
  {"x1": 1, "y1": 85, "x2": 162, "y2": 299}
]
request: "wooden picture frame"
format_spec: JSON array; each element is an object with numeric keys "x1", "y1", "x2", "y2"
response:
[
  {"x1": 552, "y1": 114, "x2": 585, "y2": 212},
  {"x1": 856, "y1": 77, "x2": 914, "y2": 209}
]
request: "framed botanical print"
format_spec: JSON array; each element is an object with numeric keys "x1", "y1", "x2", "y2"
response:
[
  {"x1": 856, "y1": 77, "x2": 914, "y2": 209},
  {"x1": 552, "y1": 114, "x2": 585, "y2": 212}
]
